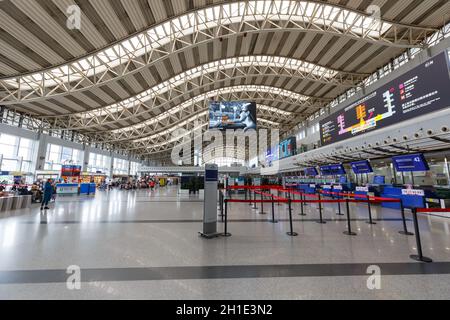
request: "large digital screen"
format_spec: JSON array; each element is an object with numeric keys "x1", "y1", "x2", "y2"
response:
[
  {"x1": 351, "y1": 160, "x2": 373, "y2": 174},
  {"x1": 279, "y1": 137, "x2": 297, "y2": 160},
  {"x1": 392, "y1": 154, "x2": 430, "y2": 172},
  {"x1": 209, "y1": 101, "x2": 257, "y2": 131},
  {"x1": 304, "y1": 167, "x2": 318, "y2": 176},
  {"x1": 320, "y1": 52, "x2": 450, "y2": 146}
]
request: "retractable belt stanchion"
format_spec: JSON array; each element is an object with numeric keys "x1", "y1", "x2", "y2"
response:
[
  {"x1": 223, "y1": 199, "x2": 232, "y2": 237},
  {"x1": 286, "y1": 199, "x2": 298, "y2": 237},
  {"x1": 277, "y1": 189, "x2": 282, "y2": 206},
  {"x1": 299, "y1": 193, "x2": 306, "y2": 216},
  {"x1": 366, "y1": 196, "x2": 376, "y2": 225},
  {"x1": 399, "y1": 200, "x2": 414, "y2": 236},
  {"x1": 259, "y1": 191, "x2": 267, "y2": 215},
  {"x1": 410, "y1": 208, "x2": 432, "y2": 263},
  {"x1": 271, "y1": 194, "x2": 278, "y2": 223},
  {"x1": 219, "y1": 191, "x2": 224, "y2": 222},
  {"x1": 253, "y1": 190, "x2": 257, "y2": 210},
  {"x1": 343, "y1": 198, "x2": 357, "y2": 236},
  {"x1": 337, "y1": 193, "x2": 343, "y2": 216},
  {"x1": 317, "y1": 193, "x2": 326, "y2": 224}
]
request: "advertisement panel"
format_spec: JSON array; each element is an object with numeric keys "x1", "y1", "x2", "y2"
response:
[
  {"x1": 209, "y1": 101, "x2": 257, "y2": 131},
  {"x1": 279, "y1": 137, "x2": 297, "y2": 160},
  {"x1": 320, "y1": 52, "x2": 450, "y2": 146}
]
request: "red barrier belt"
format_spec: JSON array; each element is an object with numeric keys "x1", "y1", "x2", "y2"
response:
[
  {"x1": 417, "y1": 208, "x2": 450, "y2": 213},
  {"x1": 227, "y1": 199, "x2": 289, "y2": 204}
]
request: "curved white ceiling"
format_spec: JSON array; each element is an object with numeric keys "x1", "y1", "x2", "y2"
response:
[
  {"x1": 73, "y1": 55, "x2": 338, "y2": 119},
  {"x1": 1, "y1": 0, "x2": 392, "y2": 91}
]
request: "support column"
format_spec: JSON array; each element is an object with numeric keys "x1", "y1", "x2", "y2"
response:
[
  {"x1": 35, "y1": 134, "x2": 48, "y2": 171},
  {"x1": 82, "y1": 146, "x2": 90, "y2": 173}
]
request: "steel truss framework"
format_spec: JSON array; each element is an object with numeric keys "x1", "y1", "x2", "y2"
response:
[
  {"x1": 0, "y1": 0, "x2": 435, "y2": 105},
  {"x1": 85, "y1": 84, "x2": 325, "y2": 144},
  {"x1": 120, "y1": 102, "x2": 288, "y2": 153},
  {"x1": 34, "y1": 55, "x2": 357, "y2": 133}
]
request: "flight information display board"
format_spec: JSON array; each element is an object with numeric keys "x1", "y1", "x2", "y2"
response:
[
  {"x1": 392, "y1": 154, "x2": 430, "y2": 172},
  {"x1": 351, "y1": 160, "x2": 373, "y2": 174},
  {"x1": 320, "y1": 52, "x2": 450, "y2": 146},
  {"x1": 320, "y1": 164, "x2": 346, "y2": 176},
  {"x1": 304, "y1": 167, "x2": 318, "y2": 176}
]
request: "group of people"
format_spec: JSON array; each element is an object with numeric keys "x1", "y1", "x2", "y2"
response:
[
  {"x1": 99, "y1": 177, "x2": 164, "y2": 191},
  {"x1": 0, "y1": 179, "x2": 56, "y2": 210}
]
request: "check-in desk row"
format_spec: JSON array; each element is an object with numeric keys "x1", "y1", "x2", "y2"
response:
[{"x1": 0, "y1": 195, "x2": 32, "y2": 212}]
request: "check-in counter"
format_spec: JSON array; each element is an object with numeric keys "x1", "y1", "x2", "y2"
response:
[
  {"x1": 56, "y1": 183, "x2": 79, "y2": 195},
  {"x1": 0, "y1": 195, "x2": 32, "y2": 212}
]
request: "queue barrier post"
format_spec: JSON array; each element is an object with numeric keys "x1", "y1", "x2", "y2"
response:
[
  {"x1": 259, "y1": 191, "x2": 267, "y2": 215},
  {"x1": 399, "y1": 200, "x2": 414, "y2": 236},
  {"x1": 277, "y1": 189, "x2": 282, "y2": 206},
  {"x1": 337, "y1": 193, "x2": 343, "y2": 216},
  {"x1": 223, "y1": 199, "x2": 232, "y2": 237},
  {"x1": 410, "y1": 208, "x2": 432, "y2": 263},
  {"x1": 366, "y1": 196, "x2": 376, "y2": 225},
  {"x1": 271, "y1": 195, "x2": 278, "y2": 223},
  {"x1": 317, "y1": 193, "x2": 326, "y2": 224},
  {"x1": 343, "y1": 199, "x2": 357, "y2": 236},
  {"x1": 252, "y1": 190, "x2": 257, "y2": 210},
  {"x1": 287, "y1": 199, "x2": 298, "y2": 237},
  {"x1": 299, "y1": 193, "x2": 306, "y2": 216},
  {"x1": 219, "y1": 191, "x2": 224, "y2": 222}
]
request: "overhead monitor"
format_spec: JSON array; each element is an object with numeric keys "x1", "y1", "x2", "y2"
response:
[
  {"x1": 373, "y1": 176, "x2": 386, "y2": 185},
  {"x1": 209, "y1": 101, "x2": 257, "y2": 131},
  {"x1": 392, "y1": 154, "x2": 430, "y2": 172},
  {"x1": 351, "y1": 160, "x2": 373, "y2": 174},
  {"x1": 304, "y1": 167, "x2": 318, "y2": 176},
  {"x1": 320, "y1": 52, "x2": 450, "y2": 146},
  {"x1": 329, "y1": 164, "x2": 346, "y2": 175}
]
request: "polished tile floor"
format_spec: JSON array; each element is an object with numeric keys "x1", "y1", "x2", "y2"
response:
[{"x1": 0, "y1": 186, "x2": 449, "y2": 300}]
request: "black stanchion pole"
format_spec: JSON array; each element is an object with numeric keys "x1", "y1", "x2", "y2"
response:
[
  {"x1": 223, "y1": 199, "x2": 231, "y2": 237},
  {"x1": 259, "y1": 192, "x2": 267, "y2": 215},
  {"x1": 220, "y1": 191, "x2": 224, "y2": 222},
  {"x1": 366, "y1": 196, "x2": 376, "y2": 225},
  {"x1": 287, "y1": 199, "x2": 298, "y2": 236},
  {"x1": 277, "y1": 189, "x2": 281, "y2": 206},
  {"x1": 343, "y1": 199, "x2": 357, "y2": 236},
  {"x1": 317, "y1": 193, "x2": 326, "y2": 224},
  {"x1": 399, "y1": 200, "x2": 414, "y2": 236},
  {"x1": 410, "y1": 208, "x2": 432, "y2": 263},
  {"x1": 337, "y1": 197, "x2": 343, "y2": 216},
  {"x1": 299, "y1": 193, "x2": 306, "y2": 216},
  {"x1": 271, "y1": 195, "x2": 278, "y2": 223}
]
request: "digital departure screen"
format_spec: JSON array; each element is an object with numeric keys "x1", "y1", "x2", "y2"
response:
[
  {"x1": 320, "y1": 164, "x2": 346, "y2": 176},
  {"x1": 392, "y1": 154, "x2": 430, "y2": 172},
  {"x1": 320, "y1": 52, "x2": 450, "y2": 146},
  {"x1": 320, "y1": 166, "x2": 332, "y2": 176},
  {"x1": 304, "y1": 167, "x2": 318, "y2": 176},
  {"x1": 351, "y1": 160, "x2": 373, "y2": 174}
]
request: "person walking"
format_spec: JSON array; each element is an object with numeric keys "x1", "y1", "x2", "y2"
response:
[{"x1": 41, "y1": 179, "x2": 54, "y2": 211}]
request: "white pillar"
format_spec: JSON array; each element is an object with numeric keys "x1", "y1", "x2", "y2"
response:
[
  {"x1": 82, "y1": 146, "x2": 90, "y2": 173},
  {"x1": 35, "y1": 134, "x2": 48, "y2": 171}
]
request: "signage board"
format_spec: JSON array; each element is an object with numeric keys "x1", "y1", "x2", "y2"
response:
[{"x1": 320, "y1": 52, "x2": 450, "y2": 146}]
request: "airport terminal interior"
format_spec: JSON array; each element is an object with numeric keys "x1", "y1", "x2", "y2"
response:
[{"x1": 1, "y1": 0, "x2": 450, "y2": 301}]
